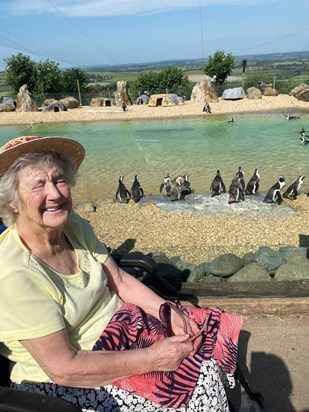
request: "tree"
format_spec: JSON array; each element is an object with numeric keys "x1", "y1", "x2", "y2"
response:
[
  {"x1": 61, "y1": 68, "x2": 88, "y2": 94},
  {"x1": 4, "y1": 53, "x2": 36, "y2": 94},
  {"x1": 130, "y1": 66, "x2": 192, "y2": 101},
  {"x1": 203, "y1": 50, "x2": 235, "y2": 86},
  {"x1": 33, "y1": 60, "x2": 61, "y2": 96}
]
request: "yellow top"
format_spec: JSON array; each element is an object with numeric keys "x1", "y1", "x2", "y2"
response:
[{"x1": 0, "y1": 213, "x2": 122, "y2": 383}]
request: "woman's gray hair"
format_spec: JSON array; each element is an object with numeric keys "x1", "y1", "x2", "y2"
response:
[{"x1": 0, "y1": 151, "x2": 78, "y2": 227}]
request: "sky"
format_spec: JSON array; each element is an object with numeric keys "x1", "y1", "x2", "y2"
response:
[{"x1": 0, "y1": 0, "x2": 309, "y2": 69}]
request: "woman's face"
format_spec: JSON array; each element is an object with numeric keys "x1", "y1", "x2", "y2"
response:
[{"x1": 12, "y1": 163, "x2": 72, "y2": 231}]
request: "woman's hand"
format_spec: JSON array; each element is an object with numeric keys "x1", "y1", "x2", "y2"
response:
[
  {"x1": 147, "y1": 334, "x2": 193, "y2": 372},
  {"x1": 170, "y1": 311, "x2": 203, "y2": 355}
]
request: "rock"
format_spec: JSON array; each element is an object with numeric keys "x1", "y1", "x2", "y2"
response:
[
  {"x1": 60, "y1": 96, "x2": 79, "y2": 109},
  {"x1": 41, "y1": 100, "x2": 67, "y2": 112},
  {"x1": 274, "y1": 255, "x2": 309, "y2": 281},
  {"x1": 278, "y1": 246, "x2": 308, "y2": 262},
  {"x1": 90, "y1": 97, "x2": 103, "y2": 107},
  {"x1": 263, "y1": 87, "x2": 278, "y2": 96},
  {"x1": 289, "y1": 84, "x2": 309, "y2": 102},
  {"x1": 222, "y1": 87, "x2": 245, "y2": 100},
  {"x1": 15, "y1": 84, "x2": 37, "y2": 112},
  {"x1": 150, "y1": 252, "x2": 184, "y2": 288},
  {"x1": 190, "y1": 80, "x2": 218, "y2": 103},
  {"x1": 175, "y1": 260, "x2": 205, "y2": 283},
  {"x1": 247, "y1": 87, "x2": 262, "y2": 99},
  {"x1": 114, "y1": 81, "x2": 132, "y2": 107},
  {"x1": 0, "y1": 103, "x2": 15, "y2": 112},
  {"x1": 247, "y1": 246, "x2": 285, "y2": 274},
  {"x1": 209, "y1": 253, "x2": 244, "y2": 277},
  {"x1": 227, "y1": 262, "x2": 271, "y2": 282}
]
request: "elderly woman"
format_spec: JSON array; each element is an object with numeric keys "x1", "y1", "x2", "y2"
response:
[{"x1": 0, "y1": 136, "x2": 242, "y2": 411}]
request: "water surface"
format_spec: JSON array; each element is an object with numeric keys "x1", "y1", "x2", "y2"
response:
[{"x1": 1, "y1": 112, "x2": 308, "y2": 204}]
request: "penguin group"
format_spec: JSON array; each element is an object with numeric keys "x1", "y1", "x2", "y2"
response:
[
  {"x1": 159, "y1": 172, "x2": 191, "y2": 201},
  {"x1": 115, "y1": 168, "x2": 306, "y2": 206},
  {"x1": 210, "y1": 166, "x2": 305, "y2": 205},
  {"x1": 115, "y1": 175, "x2": 144, "y2": 203}
]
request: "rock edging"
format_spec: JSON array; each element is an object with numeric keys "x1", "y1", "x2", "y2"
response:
[{"x1": 149, "y1": 245, "x2": 309, "y2": 284}]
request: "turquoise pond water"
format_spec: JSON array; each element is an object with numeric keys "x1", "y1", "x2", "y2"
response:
[{"x1": 1, "y1": 111, "x2": 309, "y2": 204}]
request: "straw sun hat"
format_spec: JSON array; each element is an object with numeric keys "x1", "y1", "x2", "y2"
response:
[{"x1": 0, "y1": 136, "x2": 85, "y2": 177}]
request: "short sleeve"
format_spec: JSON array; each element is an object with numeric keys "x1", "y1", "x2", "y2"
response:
[
  {"x1": 65, "y1": 213, "x2": 109, "y2": 264},
  {"x1": 0, "y1": 266, "x2": 66, "y2": 341}
]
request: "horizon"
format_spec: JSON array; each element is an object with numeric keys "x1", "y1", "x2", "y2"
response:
[{"x1": 0, "y1": 0, "x2": 308, "y2": 70}]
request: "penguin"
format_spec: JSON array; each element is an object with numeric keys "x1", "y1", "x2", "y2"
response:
[
  {"x1": 228, "y1": 175, "x2": 243, "y2": 204},
  {"x1": 179, "y1": 174, "x2": 192, "y2": 198},
  {"x1": 263, "y1": 176, "x2": 286, "y2": 204},
  {"x1": 210, "y1": 170, "x2": 226, "y2": 197},
  {"x1": 159, "y1": 171, "x2": 172, "y2": 196},
  {"x1": 300, "y1": 134, "x2": 309, "y2": 145},
  {"x1": 174, "y1": 174, "x2": 191, "y2": 195},
  {"x1": 169, "y1": 181, "x2": 182, "y2": 201},
  {"x1": 236, "y1": 166, "x2": 245, "y2": 192},
  {"x1": 227, "y1": 117, "x2": 235, "y2": 123},
  {"x1": 283, "y1": 110, "x2": 300, "y2": 120},
  {"x1": 130, "y1": 175, "x2": 144, "y2": 202},
  {"x1": 245, "y1": 168, "x2": 260, "y2": 195},
  {"x1": 283, "y1": 175, "x2": 305, "y2": 200},
  {"x1": 115, "y1": 176, "x2": 131, "y2": 203}
]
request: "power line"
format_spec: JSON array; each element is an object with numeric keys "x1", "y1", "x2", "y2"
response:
[
  {"x1": 0, "y1": 27, "x2": 80, "y2": 67},
  {"x1": 235, "y1": 26, "x2": 309, "y2": 56},
  {"x1": 45, "y1": 0, "x2": 121, "y2": 65}
]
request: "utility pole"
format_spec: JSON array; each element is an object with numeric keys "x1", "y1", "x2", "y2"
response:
[{"x1": 76, "y1": 79, "x2": 82, "y2": 106}]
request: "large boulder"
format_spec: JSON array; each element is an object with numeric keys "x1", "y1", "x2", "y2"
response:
[
  {"x1": 114, "y1": 81, "x2": 132, "y2": 107},
  {"x1": 263, "y1": 86, "x2": 278, "y2": 96},
  {"x1": 245, "y1": 246, "x2": 285, "y2": 274},
  {"x1": 190, "y1": 80, "x2": 218, "y2": 103},
  {"x1": 60, "y1": 96, "x2": 79, "y2": 109},
  {"x1": 222, "y1": 87, "x2": 245, "y2": 100},
  {"x1": 15, "y1": 84, "x2": 37, "y2": 112},
  {"x1": 247, "y1": 87, "x2": 262, "y2": 100},
  {"x1": 41, "y1": 100, "x2": 67, "y2": 112},
  {"x1": 209, "y1": 253, "x2": 244, "y2": 277},
  {"x1": 274, "y1": 255, "x2": 309, "y2": 281},
  {"x1": 227, "y1": 262, "x2": 271, "y2": 282},
  {"x1": 0, "y1": 103, "x2": 16, "y2": 112},
  {"x1": 289, "y1": 84, "x2": 309, "y2": 102}
]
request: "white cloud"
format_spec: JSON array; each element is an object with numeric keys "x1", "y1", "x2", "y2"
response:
[{"x1": 3, "y1": 0, "x2": 279, "y2": 17}]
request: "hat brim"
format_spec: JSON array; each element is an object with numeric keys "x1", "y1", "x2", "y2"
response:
[{"x1": 0, "y1": 136, "x2": 85, "y2": 177}]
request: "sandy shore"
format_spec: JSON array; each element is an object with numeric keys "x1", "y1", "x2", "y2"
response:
[
  {"x1": 1, "y1": 95, "x2": 309, "y2": 264},
  {"x1": 0, "y1": 94, "x2": 308, "y2": 126}
]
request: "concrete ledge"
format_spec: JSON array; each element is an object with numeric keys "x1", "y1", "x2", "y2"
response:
[{"x1": 179, "y1": 280, "x2": 309, "y2": 315}]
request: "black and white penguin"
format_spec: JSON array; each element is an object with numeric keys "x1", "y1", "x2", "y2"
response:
[
  {"x1": 228, "y1": 176, "x2": 243, "y2": 204},
  {"x1": 245, "y1": 168, "x2": 260, "y2": 195},
  {"x1": 236, "y1": 166, "x2": 245, "y2": 192},
  {"x1": 115, "y1": 176, "x2": 131, "y2": 203},
  {"x1": 170, "y1": 174, "x2": 191, "y2": 199},
  {"x1": 210, "y1": 170, "x2": 226, "y2": 197},
  {"x1": 179, "y1": 174, "x2": 192, "y2": 198},
  {"x1": 159, "y1": 171, "x2": 172, "y2": 196},
  {"x1": 300, "y1": 134, "x2": 309, "y2": 145},
  {"x1": 130, "y1": 175, "x2": 144, "y2": 202},
  {"x1": 263, "y1": 176, "x2": 286, "y2": 204},
  {"x1": 283, "y1": 175, "x2": 305, "y2": 200}
]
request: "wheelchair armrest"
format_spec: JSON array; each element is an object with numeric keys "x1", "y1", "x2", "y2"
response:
[
  {"x1": 0, "y1": 386, "x2": 82, "y2": 412},
  {"x1": 111, "y1": 252, "x2": 157, "y2": 274}
]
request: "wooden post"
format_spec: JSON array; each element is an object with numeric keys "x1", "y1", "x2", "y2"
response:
[{"x1": 76, "y1": 79, "x2": 82, "y2": 106}]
